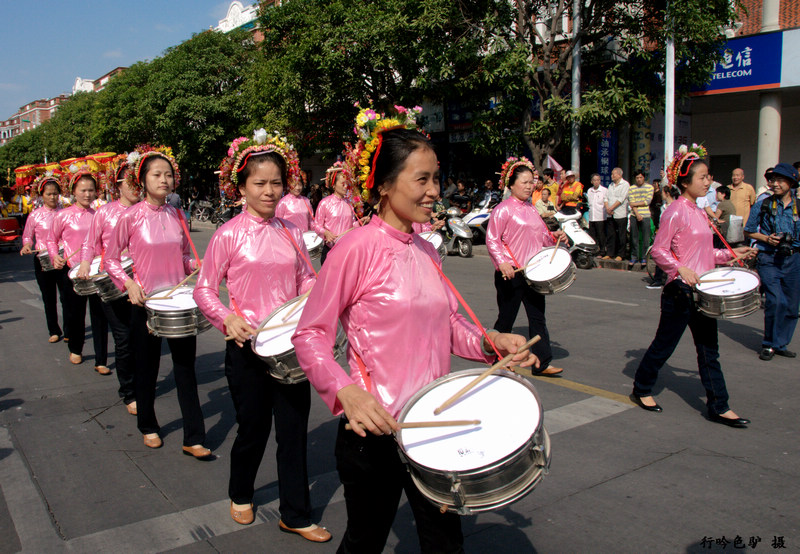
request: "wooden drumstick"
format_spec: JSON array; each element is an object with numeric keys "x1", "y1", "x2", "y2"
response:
[
  {"x1": 697, "y1": 278, "x2": 736, "y2": 284},
  {"x1": 513, "y1": 258, "x2": 544, "y2": 274},
  {"x1": 549, "y1": 236, "x2": 563, "y2": 264},
  {"x1": 144, "y1": 268, "x2": 199, "y2": 301},
  {"x1": 434, "y1": 335, "x2": 541, "y2": 416},
  {"x1": 345, "y1": 420, "x2": 481, "y2": 431},
  {"x1": 281, "y1": 290, "x2": 311, "y2": 322},
  {"x1": 224, "y1": 319, "x2": 296, "y2": 341},
  {"x1": 334, "y1": 227, "x2": 355, "y2": 240}
]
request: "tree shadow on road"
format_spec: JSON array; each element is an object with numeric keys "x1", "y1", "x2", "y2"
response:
[{"x1": 0, "y1": 387, "x2": 23, "y2": 414}]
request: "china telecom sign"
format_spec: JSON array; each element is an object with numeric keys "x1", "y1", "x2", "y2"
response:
[{"x1": 692, "y1": 32, "x2": 782, "y2": 95}]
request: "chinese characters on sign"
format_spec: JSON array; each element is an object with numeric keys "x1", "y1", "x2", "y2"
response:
[
  {"x1": 596, "y1": 129, "x2": 617, "y2": 187},
  {"x1": 694, "y1": 32, "x2": 782, "y2": 95}
]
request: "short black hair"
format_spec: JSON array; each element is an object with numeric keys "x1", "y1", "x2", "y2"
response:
[
  {"x1": 633, "y1": 170, "x2": 645, "y2": 178},
  {"x1": 716, "y1": 185, "x2": 731, "y2": 199}
]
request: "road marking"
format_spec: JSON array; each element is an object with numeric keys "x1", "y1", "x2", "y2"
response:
[
  {"x1": 529, "y1": 375, "x2": 634, "y2": 405},
  {"x1": 565, "y1": 294, "x2": 639, "y2": 307},
  {"x1": 20, "y1": 299, "x2": 43, "y2": 310},
  {"x1": 3, "y1": 392, "x2": 632, "y2": 553},
  {"x1": 13, "y1": 277, "x2": 40, "y2": 297}
]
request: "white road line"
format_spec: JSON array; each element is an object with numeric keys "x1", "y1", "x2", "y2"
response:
[
  {"x1": 20, "y1": 299, "x2": 43, "y2": 310},
  {"x1": 4, "y1": 396, "x2": 631, "y2": 553},
  {"x1": 565, "y1": 294, "x2": 639, "y2": 307},
  {"x1": 13, "y1": 278, "x2": 41, "y2": 298}
]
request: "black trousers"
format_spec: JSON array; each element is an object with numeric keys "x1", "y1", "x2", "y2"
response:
[
  {"x1": 320, "y1": 243, "x2": 332, "y2": 265},
  {"x1": 493, "y1": 271, "x2": 553, "y2": 368},
  {"x1": 587, "y1": 220, "x2": 607, "y2": 255},
  {"x1": 225, "y1": 342, "x2": 312, "y2": 527},
  {"x1": 63, "y1": 284, "x2": 108, "y2": 365},
  {"x1": 33, "y1": 257, "x2": 70, "y2": 337},
  {"x1": 129, "y1": 305, "x2": 206, "y2": 446},
  {"x1": 607, "y1": 217, "x2": 628, "y2": 258},
  {"x1": 102, "y1": 297, "x2": 135, "y2": 404},
  {"x1": 334, "y1": 419, "x2": 464, "y2": 554}
]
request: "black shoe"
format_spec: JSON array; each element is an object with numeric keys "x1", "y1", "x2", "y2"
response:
[
  {"x1": 629, "y1": 394, "x2": 663, "y2": 413},
  {"x1": 759, "y1": 347, "x2": 775, "y2": 361},
  {"x1": 708, "y1": 413, "x2": 750, "y2": 428},
  {"x1": 775, "y1": 349, "x2": 797, "y2": 358}
]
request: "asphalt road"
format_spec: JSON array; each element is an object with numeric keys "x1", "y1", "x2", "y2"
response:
[{"x1": 0, "y1": 221, "x2": 797, "y2": 553}]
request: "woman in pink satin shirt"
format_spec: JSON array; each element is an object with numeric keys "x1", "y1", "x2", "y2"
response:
[
  {"x1": 293, "y1": 126, "x2": 538, "y2": 553},
  {"x1": 104, "y1": 148, "x2": 209, "y2": 456},
  {"x1": 20, "y1": 177, "x2": 70, "y2": 343},
  {"x1": 314, "y1": 167, "x2": 367, "y2": 263},
  {"x1": 76, "y1": 161, "x2": 140, "y2": 415},
  {"x1": 632, "y1": 148, "x2": 755, "y2": 428},
  {"x1": 46, "y1": 171, "x2": 108, "y2": 371},
  {"x1": 193, "y1": 134, "x2": 330, "y2": 541},
  {"x1": 275, "y1": 171, "x2": 316, "y2": 232},
  {"x1": 486, "y1": 157, "x2": 566, "y2": 376}
]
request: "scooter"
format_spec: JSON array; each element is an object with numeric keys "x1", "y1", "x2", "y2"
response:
[
  {"x1": 554, "y1": 209, "x2": 598, "y2": 269},
  {"x1": 460, "y1": 194, "x2": 497, "y2": 244},
  {"x1": 436, "y1": 208, "x2": 473, "y2": 258}
]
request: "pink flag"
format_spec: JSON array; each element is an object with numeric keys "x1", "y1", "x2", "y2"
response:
[{"x1": 546, "y1": 155, "x2": 563, "y2": 174}]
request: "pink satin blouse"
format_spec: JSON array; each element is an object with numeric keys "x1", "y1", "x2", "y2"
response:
[
  {"x1": 275, "y1": 193, "x2": 317, "y2": 233},
  {"x1": 46, "y1": 204, "x2": 95, "y2": 268},
  {"x1": 22, "y1": 205, "x2": 59, "y2": 249},
  {"x1": 80, "y1": 200, "x2": 131, "y2": 264},
  {"x1": 486, "y1": 195, "x2": 554, "y2": 269},
  {"x1": 314, "y1": 194, "x2": 357, "y2": 245}
]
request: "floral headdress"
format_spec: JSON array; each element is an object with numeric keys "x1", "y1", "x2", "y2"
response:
[
  {"x1": 498, "y1": 156, "x2": 536, "y2": 189},
  {"x1": 218, "y1": 128, "x2": 300, "y2": 200},
  {"x1": 324, "y1": 147, "x2": 365, "y2": 215},
  {"x1": 667, "y1": 143, "x2": 707, "y2": 186},
  {"x1": 33, "y1": 170, "x2": 63, "y2": 195},
  {"x1": 102, "y1": 153, "x2": 130, "y2": 198},
  {"x1": 123, "y1": 144, "x2": 180, "y2": 195},
  {"x1": 353, "y1": 103, "x2": 423, "y2": 201},
  {"x1": 59, "y1": 159, "x2": 102, "y2": 196}
]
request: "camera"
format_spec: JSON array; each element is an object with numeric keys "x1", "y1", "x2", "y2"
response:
[{"x1": 775, "y1": 232, "x2": 794, "y2": 257}]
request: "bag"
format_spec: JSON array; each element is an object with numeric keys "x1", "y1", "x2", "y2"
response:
[{"x1": 727, "y1": 215, "x2": 744, "y2": 243}]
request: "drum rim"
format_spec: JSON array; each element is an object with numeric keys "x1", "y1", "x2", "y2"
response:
[
  {"x1": 144, "y1": 284, "x2": 199, "y2": 310},
  {"x1": 251, "y1": 295, "x2": 306, "y2": 358},
  {"x1": 396, "y1": 368, "x2": 544, "y2": 471},
  {"x1": 524, "y1": 246, "x2": 574, "y2": 281}
]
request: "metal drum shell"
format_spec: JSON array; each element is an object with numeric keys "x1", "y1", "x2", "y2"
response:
[
  {"x1": 419, "y1": 231, "x2": 447, "y2": 263},
  {"x1": 303, "y1": 231, "x2": 323, "y2": 260},
  {"x1": 95, "y1": 261, "x2": 134, "y2": 303},
  {"x1": 144, "y1": 286, "x2": 212, "y2": 338},
  {"x1": 695, "y1": 267, "x2": 761, "y2": 320},
  {"x1": 523, "y1": 247, "x2": 577, "y2": 295},
  {"x1": 396, "y1": 369, "x2": 551, "y2": 515},
  {"x1": 37, "y1": 250, "x2": 58, "y2": 272},
  {"x1": 69, "y1": 266, "x2": 100, "y2": 296}
]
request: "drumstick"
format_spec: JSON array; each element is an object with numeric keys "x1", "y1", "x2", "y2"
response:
[
  {"x1": 144, "y1": 268, "x2": 200, "y2": 301},
  {"x1": 224, "y1": 319, "x2": 296, "y2": 341},
  {"x1": 433, "y1": 335, "x2": 541, "y2": 416},
  {"x1": 549, "y1": 236, "x2": 563, "y2": 264},
  {"x1": 281, "y1": 289, "x2": 311, "y2": 322},
  {"x1": 65, "y1": 248, "x2": 81, "y2": 261},
  {"x1": 334, "y1": 227, "x2": 355, "y2": 240},
  {"x1": 345, "y1": 420, "x2": 481, "y2": 431},
  {"x1": 513, "y1": 258, "x2": 544, "y2": 274},
  {"x1": 697, "y1": 278, "x2": 736, "y2": 284}
]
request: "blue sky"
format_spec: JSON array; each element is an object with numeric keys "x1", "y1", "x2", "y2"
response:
[{"x1": 0, "y1": 1, "x2": 243, "y2": 119}]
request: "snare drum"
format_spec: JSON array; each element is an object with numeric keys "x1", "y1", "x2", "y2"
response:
[
  {"x1": 695, "y1": 267, "x2": 761, "y2": 319},
  {"x1": 420, "y1": 231, "x2": 447, "y2": 263},
  {"x1": 303, "y1": 231, "x2": 324, "y2": 260},
  {"x1": 95, "y1": 257, "x2": 134, "y2": 303},
  {"x1": 523, "y1": 246, "x2": 576, "y2": 294},
  {"x1": 37, "y1": 248, "x2": 61, "y2": 272},
  {"x1": 252, "y1": 295, "x2": 347, "y2": 384},
  {"x1": 397, "y1": 368, "x2": 550, "y2": 515},
  {"x1": 144, "y1": 285, "x2": 212, "y2": 337},
  {"x1": 68, "y1": 257, "x2": 101, "y2": 296}
]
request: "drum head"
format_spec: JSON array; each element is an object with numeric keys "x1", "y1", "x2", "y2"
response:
[
  {"x1": 145, "y1": 285, "x2": 198, "y2": 310},
  {"x1": 524, "y1": 247, "x2": 572, "y2": 282},
  {"x1": 420, "y1": 231, "x2": 444, "y2": 250},
  {"x1": 303, "y1": 231, "x2": 323, "y2": 250},
  {"x1": 68, "y1": 256, "x2": 103, "y2": 279},
  {"x1": 253, "y1": 296, "x2": 307, "y2": 357},
  {"x1": 398, "y1": 370, "x2": 541, "y2": 472},
  {"x1": 696, "y1": 267, "x2": 760, "y2": 296}
]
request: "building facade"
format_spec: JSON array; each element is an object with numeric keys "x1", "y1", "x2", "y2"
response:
[{"x1": 0, "y1": 95, "x2": 69, "y2": 146}]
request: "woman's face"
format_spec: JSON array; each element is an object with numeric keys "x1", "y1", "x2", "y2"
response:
[
  {"x1": 333, "y1": 172, "x2": 348, "y2": 197},
  {"x1": 42, "y1": 184, "x2": 59, "y2": 209},
  {"x1": 289, "y1": 178, "x2": 303, "y2": 196},
  {"x1": 380, "y1": 146, "x2": 440, "y2": 230},
  {"x1": 144, "y1": 158, "x2": 175, "y2": 202},
  {"x1": 682, "y1": 162, "x2": 709, "y2": 200},
  {"x1": 73, "y1": 178, "x2": 96, "y2": 208},
  {"x1": 118, "y1": 179, "x2": 141, "y2": 206},
  {"x1": 510, "y1": 169, "x2": 534, "y2": 202},
  {"x1": 239, "y1": 160, "x2": 283, "y2": 220}
]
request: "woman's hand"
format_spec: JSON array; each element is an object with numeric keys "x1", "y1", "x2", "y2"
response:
[
  {"x1": 677, "y1": 266, "x2": 700, "y2": 287},
  {"x1": 732, "y1": 245, "x2": 757, "y2": 261},
  {"x1": 224, "y1": 313, "x2": 255, "y2": 348},
  {"x1": 76, "y1": 260, "x2": 91, "y2": 279},
  {"x1": 53, "y1": 254, "x2": 66, "y2": 270},
  {"x1": 125, "y1": 279, "x2": 145, "y2": 306},
  {"x1": 498, "y1": 262, "x2": 516, "y2": 280},
  {"x1": 432, "y1": 219, "x2": 445, "y2": 231},
  {"x1": 487, "y1": 332, "x2": 540, "y2": 369},
  {"x1": 337, "y1": 384, "x2": 399, "y2": 437},
  {"x1": 552, "y1": 230, "x2": 566, "y2": 242},
  {"x1": 20, "y1": 244, "x2": 33, "y2": 256},
  {"x1": 324, "y1": 230, "x2": 336, "y2": 243},
  {"x1": 359, "y1": 215, "x2": 371, "y2": 225}
]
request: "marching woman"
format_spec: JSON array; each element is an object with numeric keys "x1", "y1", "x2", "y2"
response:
[
  {"x1": 275, "y1": 169, "x2": 315, "y2": 232},
  {"x1": 631, "y1": 145, "x2": 755, "y2": 427},
  {"x1": 104, "y1": 146, "x2": 210, "y2": 454},
  {"x1": 77, "y1": 156, "x2": 140, "y2": 415},
  {"x1": 194, "y1": 130, "x2": 330, "y2": 540},
  {"x1": 46, "y1": 166, "x2": 109, "y2": 371},
  {"x1": 486, "y1": 157, "x2": 566, "y2": 376},
  {"x1": 314, "y1": 162, "x2": 368, "y2": 264},
  {"x1": 292, "y1": 106, "x2": 539, "y2": 553},
  {"x1": 20, "y1": 174, "x2": 70, "y2": 343}
]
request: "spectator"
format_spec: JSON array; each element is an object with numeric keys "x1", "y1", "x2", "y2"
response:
[
  {"x1": 165, "y1": 189, "x2": 182, "y2": 211},
  {"x1": 729, "y1": 168, "x2": 757, "y2": 229},
  {"x1": 714, "y1": 185, "x2": 736, "y2": 246},
  {"x1": 558, "y1": 170, "x2": 583, "y2": 215},
  {"x1": 696, "y1": 172, "x2": 719, "y2": 220},
  {"x1": 650, "y1": 178, "x2": 663, "y2": 229},
  {"x1": 628, "y1": 170, "x2": 654, "y2": 267},
  {"x1": 585, "y1": 173, "x2": 607, "y2": 257},
  {"x1": 535, "y1": 187, "x2": 557, "y2": 218},
  {"x1": 542, "y1": 168, "x2": 559, "y2": 205},
  {"x1": 604, "y1": 167, "x2": 630, "y2": 261},
  {"x1": 530, "y1": 174, "x2": 544, "y2": 207},
  {"x1": 442, "y1": 177, "x2": 457, "y2": 204},
  {"x1": 451, "y1": 180, "x2": 472, "y2": 213}
]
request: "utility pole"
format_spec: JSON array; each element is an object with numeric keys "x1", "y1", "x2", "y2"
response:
[
  {"x1": 571, "y1": 0, "x2": 581, "y2": 176},
  {"x1": 664, "y1": 4, "x2": 675, "y2": 174}
]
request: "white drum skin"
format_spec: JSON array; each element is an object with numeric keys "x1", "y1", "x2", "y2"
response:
[
  {"x1": 523, "y1": 246, "x2": 576, "y2": 295},
  {"x1": 419, "y1": 231, "x2": 447, "y2": 263},
  {"x1": 68, "y1": 256, "x2": 102, "y2": 296},
  {"x1": 303, "y1": 231, "x2": 324, "y2": 260},
  {"x1": 144, "y1": 285, "x2": 212, "y2": 337},
  {"x1": 695, "y1": 267, "x2": 761, "y2": 319}
]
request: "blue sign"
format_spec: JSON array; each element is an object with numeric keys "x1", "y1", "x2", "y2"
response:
[
  {"x1": 695, "y1": 32, "x2": 782, "y2": 94},
  {"x1": 597, "y1": 129, "x2": 617, "y2": 187}
]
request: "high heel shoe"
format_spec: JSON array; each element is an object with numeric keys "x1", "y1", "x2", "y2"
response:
[{"x1": 629, "y1": 394, "x2": 663, "y2": 413}]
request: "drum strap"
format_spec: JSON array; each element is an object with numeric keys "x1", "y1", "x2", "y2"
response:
[
  {"x1": 352, "y1": 350, "x2": 373, "y2": 393},
  {"x1": 176, "y1": 209, "x2": 201, "y2": 268},
  {"x1": 502, "y1": 241, "x2": 522, "y2": 268},
  {"x1": 277, "y1": 220, "x2": 318, "y2": 277},
  {"x1": 429, "y1": 258, "x2": 501, "y2": 359}
]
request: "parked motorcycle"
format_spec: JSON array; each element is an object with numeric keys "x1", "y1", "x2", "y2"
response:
[
  {"x1": 213, "y1": 199, "x2": 240, "y2": 228},
  {"x1": 460, "y1": 193, "x2": 498, "y2": 244},
  {"x1": 553, "y1": 209, "x2": 598, "y2": 269},
  {"x1": 192, "y1": 199, "x2": 214, "y2": 222},
  {"x1": 436, "y1": 207, "x2": 473, "y2": 258}
]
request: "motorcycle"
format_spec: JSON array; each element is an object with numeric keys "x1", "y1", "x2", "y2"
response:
[
  {"x1": 460, "y1": 193, "x2": 498, "y2": 244},
  {"x1": 553, "y1": 208, "x2": 598, "y2": 270},
  {"x1": 436, "y1": 207, "x2": 473, "y2": 258},
  {"x1": 192, "y1": 199, "x2": 214, "y2": 222},
  {"x1": 213, "y1": 199, "x2": 240, "y2": 228}
]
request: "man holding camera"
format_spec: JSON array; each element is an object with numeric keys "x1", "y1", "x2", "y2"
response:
[{"x1": 744, "y1": 163, "x2": 800, "y2": 361}]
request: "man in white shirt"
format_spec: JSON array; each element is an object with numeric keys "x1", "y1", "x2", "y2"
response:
[
  {"x1": 696, "y1": 172, "x2": 719, "y2": 220},
  {"x1": 585, "y1": 173, "x2": 607, "y2": 257},
  {"x1": 604, "y1": 167, "x2": 630, "y2": 261}
]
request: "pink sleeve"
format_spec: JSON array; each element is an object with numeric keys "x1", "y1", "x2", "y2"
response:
[
  {"x1": 290, "y1": 224, "x2": 316, "y2": 294},
  {"x1": 486, "y1": 206, "x2": 512, "y2": 267},
  {"x1": 81, "y1": 209, "x2": 103, "y2": 263},
  {"x1": 21, "y1": 213, "x2": 35, "y2": 247},
  {"x1": 105, "y1": 212, "x2": 132, "y2": 290},
  {"x1": 46, "y1": 212, "x2": 64, "y2": 262},
  {"x1": 713, "y1": 248, "x2": 734, "y2": 265},
  {"x1": 314, "y1": 200, "x2": 328, "y2": 239},
  {"x1": 275, "y1": 199, "x2": 287, "y2": 220},
  {"x1": 193, "y1": 230, "x2": 233, "y2": 333},
  {"x1": 650, "y1": 210, "x2": 681, "y2": 274}
]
